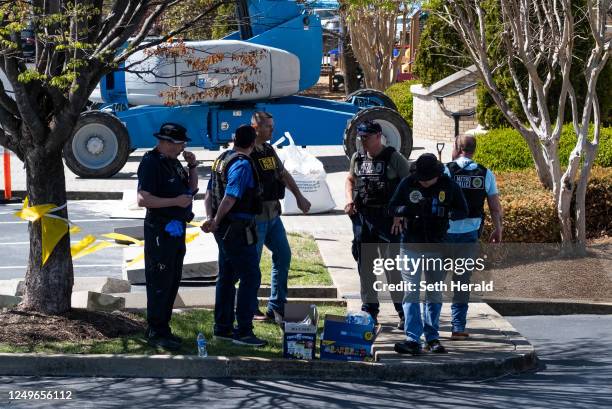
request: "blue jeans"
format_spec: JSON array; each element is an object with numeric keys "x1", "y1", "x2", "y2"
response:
[
  {"x1": 446, "y1": 230, "x2": 479, "y2": 333},
  {"x1": 255, "y1": 216, "x2": 291, "y2": 314},
  {"x1": 400, "y1": 246, "x2": 444, "y2": 343},
  {"x1": 213, "y1": 222, "x2": 261, "y2": 337}
]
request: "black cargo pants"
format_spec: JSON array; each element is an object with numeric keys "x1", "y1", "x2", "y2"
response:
[{"x1": 143, "y1": 219, "x2": 186, "y2": 335}]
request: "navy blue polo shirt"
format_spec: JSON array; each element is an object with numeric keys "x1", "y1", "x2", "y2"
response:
[{"x1": 137, "y1": 148, "x2": 192, "y2": 222}]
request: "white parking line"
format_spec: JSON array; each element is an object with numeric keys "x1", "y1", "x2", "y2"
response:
[
  {"x1": 0, "y1": 264, "x2": 123, "y2": 269},
  {"x1": 0, "y1": 218, "x2": 139, "y2": 224},
  {"x1": 0, "y1": 240, "x2": 118, "y2": 245}
]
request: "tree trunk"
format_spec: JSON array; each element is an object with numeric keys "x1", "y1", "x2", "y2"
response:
[
  {"x1": 557, "y1": 182, "x2": 574, "y2": 246},
  {"x1": 341, "y1": 30, "x2": 361, "y2": 95},
  {"x1": 574, "y1": 143, "x2": 597, "y2": 255},
  {"x1": 520, "y1": 129, "x2": 554, "y2": 189},
  {"x1": 21, "y1": 148, "x2": 73, "y2": 314}
]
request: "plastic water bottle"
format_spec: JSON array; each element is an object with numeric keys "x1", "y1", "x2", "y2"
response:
[
  {"x1": 346, "y1": 311, "x2": 373, "y2": 326},
  {"x1": 196, "y1": 333, "x2": 207, "y2": 357}
]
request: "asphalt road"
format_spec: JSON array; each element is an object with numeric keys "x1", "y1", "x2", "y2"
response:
[
  {"x1": 0, "y1": 200, "x2": 143, "y2": 280},
  {"x1": 0, "y1": 315, "x2": 610, "y2": 408}
]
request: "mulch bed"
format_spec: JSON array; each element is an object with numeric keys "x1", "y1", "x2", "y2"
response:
[
  {"x1": 0, "y1": 309, "x2": 146, "y2": 346},
  {"x1": 485, "y1": 237, "x2": 612, "y2": 302}
]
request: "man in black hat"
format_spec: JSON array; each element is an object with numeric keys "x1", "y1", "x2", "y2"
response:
[
  {"x1": 137, "y1": 122, "x2": 199, "y2": 351},
  {"x1": 344, "y1": 119, "x2": 411, "y2": 327},
  {"x1": 389, "y1": 153, "x2": 467, "y2": 355}
]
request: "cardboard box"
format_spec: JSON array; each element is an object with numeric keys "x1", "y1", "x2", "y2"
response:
[
  {"x1": 319, "y1": 314, "x2": 378, "y2": 361},
  {"x1": 282, "y1": 304, "x2": 318, "y2": 360}
]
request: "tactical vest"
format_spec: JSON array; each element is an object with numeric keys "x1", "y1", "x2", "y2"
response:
[
  {"x1": 250, "y1": 143, "x2": 285, "y2": 201},
  {"x1": 447, "y1": 161, "x2": 487, "y2": 219},
  {"x1": 211, "y1": 151, "x2": 263, "y2": 217},
  {"x1": 400, "y1": 175, "x2": 454, "y2": 242},
  {"x1": 353, "y1": 146, "x2": 399, "y2": 210}
]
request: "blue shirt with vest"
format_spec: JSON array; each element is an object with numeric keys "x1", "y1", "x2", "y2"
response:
[
  {"x1": 444, "y1": 156, "x2": 498, "y2": 234},
  {"x1": 207, "y1": 152, "x2": 256, "y2": 220}
]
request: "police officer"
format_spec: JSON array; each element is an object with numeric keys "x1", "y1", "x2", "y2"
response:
[
  {"x1": 202, "y1": 125, "x2": 267, "y2": 347},
  {"x1": 250, "y1": 112, "x2": 311, "y2": 322},
  {"x1": 390, "y1": 153, "x2": 467, "y2": 355},
  {"x1": 137, "y1": 123, "x2": 198, "y2": 351},
  {"x1": 446, "y1": 135, "x2": 503, "y2": 340},
  {"x1": 344, "y1": 120, "x2": 411, "y2": 327}
]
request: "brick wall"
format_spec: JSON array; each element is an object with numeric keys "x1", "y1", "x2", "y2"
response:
[{"x1": 411, "y1": 68, "x2": 480, "y2": 142}]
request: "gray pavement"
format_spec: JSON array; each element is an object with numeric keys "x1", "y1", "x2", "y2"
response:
[
  {"x1": 0, "y1": 201, "x2": 142, "y2": 280},
  {"x1": 0, "y1": 315, "x2": 610, "y2": 408}
]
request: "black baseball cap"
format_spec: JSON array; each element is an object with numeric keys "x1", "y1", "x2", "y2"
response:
[
  {"x1": 357, "y1": 120, "x2": 382, "y2": 135},
  {"x1": 414, "y1": 153, "x2": 444, "y2": 181},
  {"x1": 154, "y1": 123, "x2": 191, "y2": 143}
]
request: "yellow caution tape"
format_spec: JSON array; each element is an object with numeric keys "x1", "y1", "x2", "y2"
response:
[
  {"x1": 14, "y1": 204, "x2": 56, "y2": 222},
  {"x1": 14, "y1": 197, "x2": 203, "y2": 266},
  {"x1": 185, "y1": 230, "x2": 199, "y2": 244},
  {"x1": 101, "y1": 233, "x2": 144, "y2": 246},
  {"x1": 126, "y1": 252, "x2": 145, "y2": 268},
  {"x1": 73, "y1": 241, "x2": 114, "y2": 260},
  {"x1": 15, "y1": 199, "x2": 71, "y2": 266},
  {"x1": 70, "y1": 234, "x2": 96, "y2": 258}
]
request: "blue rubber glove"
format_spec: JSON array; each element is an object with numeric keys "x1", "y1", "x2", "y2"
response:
[{"x1": 165, "y1": 219, "x2": 184, "y2": 237}]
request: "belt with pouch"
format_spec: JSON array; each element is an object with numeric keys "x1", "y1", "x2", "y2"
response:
[{"x1": 220, "y1": 217, "x2": 258, "y2": 246}]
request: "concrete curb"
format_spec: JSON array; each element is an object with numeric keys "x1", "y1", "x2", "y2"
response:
[
  {"x1": 258, "y1": 286, "x2": 338, "y2": 299},
  {"x1": 486, "y1": 298, "x2": 612, "y2": 316},
  {"x1": 0, "y1": 350, "x2": 538, "y2": 381}
]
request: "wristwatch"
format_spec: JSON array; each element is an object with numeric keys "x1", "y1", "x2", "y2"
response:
[{"x1": 187, "y1": 162, "x2": 198, "y2": 169}]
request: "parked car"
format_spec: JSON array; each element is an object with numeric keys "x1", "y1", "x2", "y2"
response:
[{"x1": 20, "y1": 29, "x2": 35, "y2": 59}]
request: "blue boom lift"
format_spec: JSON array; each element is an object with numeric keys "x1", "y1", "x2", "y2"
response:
[{"x1": 63, "y1": 0, "x2": 412, "y2": 178}]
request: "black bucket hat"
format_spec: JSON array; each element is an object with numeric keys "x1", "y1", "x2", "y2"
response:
[
  {"x1": 154, "y1": 123, "x2": 191, "y2": 143},
  {"x1": 414, "y1": 153, "x2": 444, "y2": 181}
]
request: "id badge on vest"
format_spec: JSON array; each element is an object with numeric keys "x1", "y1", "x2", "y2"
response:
[
  {"x1": 357, "y1": 160, "x2": 385, "y2": 177},
  {"x1": 454, "y1": 175, "x2": 484, "y2": 190}
]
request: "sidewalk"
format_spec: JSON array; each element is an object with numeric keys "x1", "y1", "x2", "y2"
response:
[{"x1": 314, "y1": 233, "x2": 538, "y2": 374}]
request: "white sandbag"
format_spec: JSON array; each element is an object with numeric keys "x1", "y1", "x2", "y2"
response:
[{"x1": 276, "y1": 132, "x2": 336, "y2": 214}]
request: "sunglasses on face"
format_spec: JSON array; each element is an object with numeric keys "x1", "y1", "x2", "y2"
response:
[{"x1": 357, "y1": 132, "x2": 378, "y2": 140}]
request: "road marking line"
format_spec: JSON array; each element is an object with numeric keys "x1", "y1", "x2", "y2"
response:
[
  {"x1": 0, "y1": 240, "x2": 118, "y2": 245},
  {"x1": 0, "y1": 218, "x2": 139, "y2": 224},
  {"x1": 0, "y1": 264, "x2": 123, "y2": 269}
]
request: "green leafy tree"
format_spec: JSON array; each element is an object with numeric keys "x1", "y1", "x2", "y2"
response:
[
  {"x1": 160, "y1": 0, "x2": 236, "y2": 39},
  {"x1": 342, "y1": 0, "x2": 416, "y2": 90},
  {"x1": 0, "y1": 0, "x2": 226, "y2": 314},
  {"x1": 441, "y1": 0, "x2": 610, "y2": 250},
  {"x1": 417, "y1": 0, "x2": 611, "y2": 128}
]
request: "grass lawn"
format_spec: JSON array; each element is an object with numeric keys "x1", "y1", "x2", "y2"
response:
[
  {"x1": 0, "y1": 306, "x2": 347, "y2": 358},
  {"x1": 259, "y1": 232, "x2": 333, "y2": 286}
]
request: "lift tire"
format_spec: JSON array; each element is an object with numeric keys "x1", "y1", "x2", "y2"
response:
[
  {"x1": 343, "y1": 106, "x2": 413, "y2": 159},
  {"x1": 63, "y1": 111, "x2": 131, "y2": 178},
  {"x1": 345, "y1": 88, "x2": 398, "y2": 111}
]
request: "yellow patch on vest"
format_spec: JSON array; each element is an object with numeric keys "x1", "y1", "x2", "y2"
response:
[
  {"x1": 438, "y1": 191, "x2": 446, "y2": 203},
  {"x1": 212, "y1": 158, "x2": 224, "y2": 173},
  {"x1": 258, "y1": 156, "x2": 277, "y2": 170}
]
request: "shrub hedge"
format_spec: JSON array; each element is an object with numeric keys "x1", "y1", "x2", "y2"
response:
[
  {"x1": 385, "y1": 80, "x2": 420, "y2": 129},
  {"x1": 481, "y1": 167, "x2": 611, "y2": 242},
  {"x1": 473, "y1": 125, "x2": 612, "y2": 171}
]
